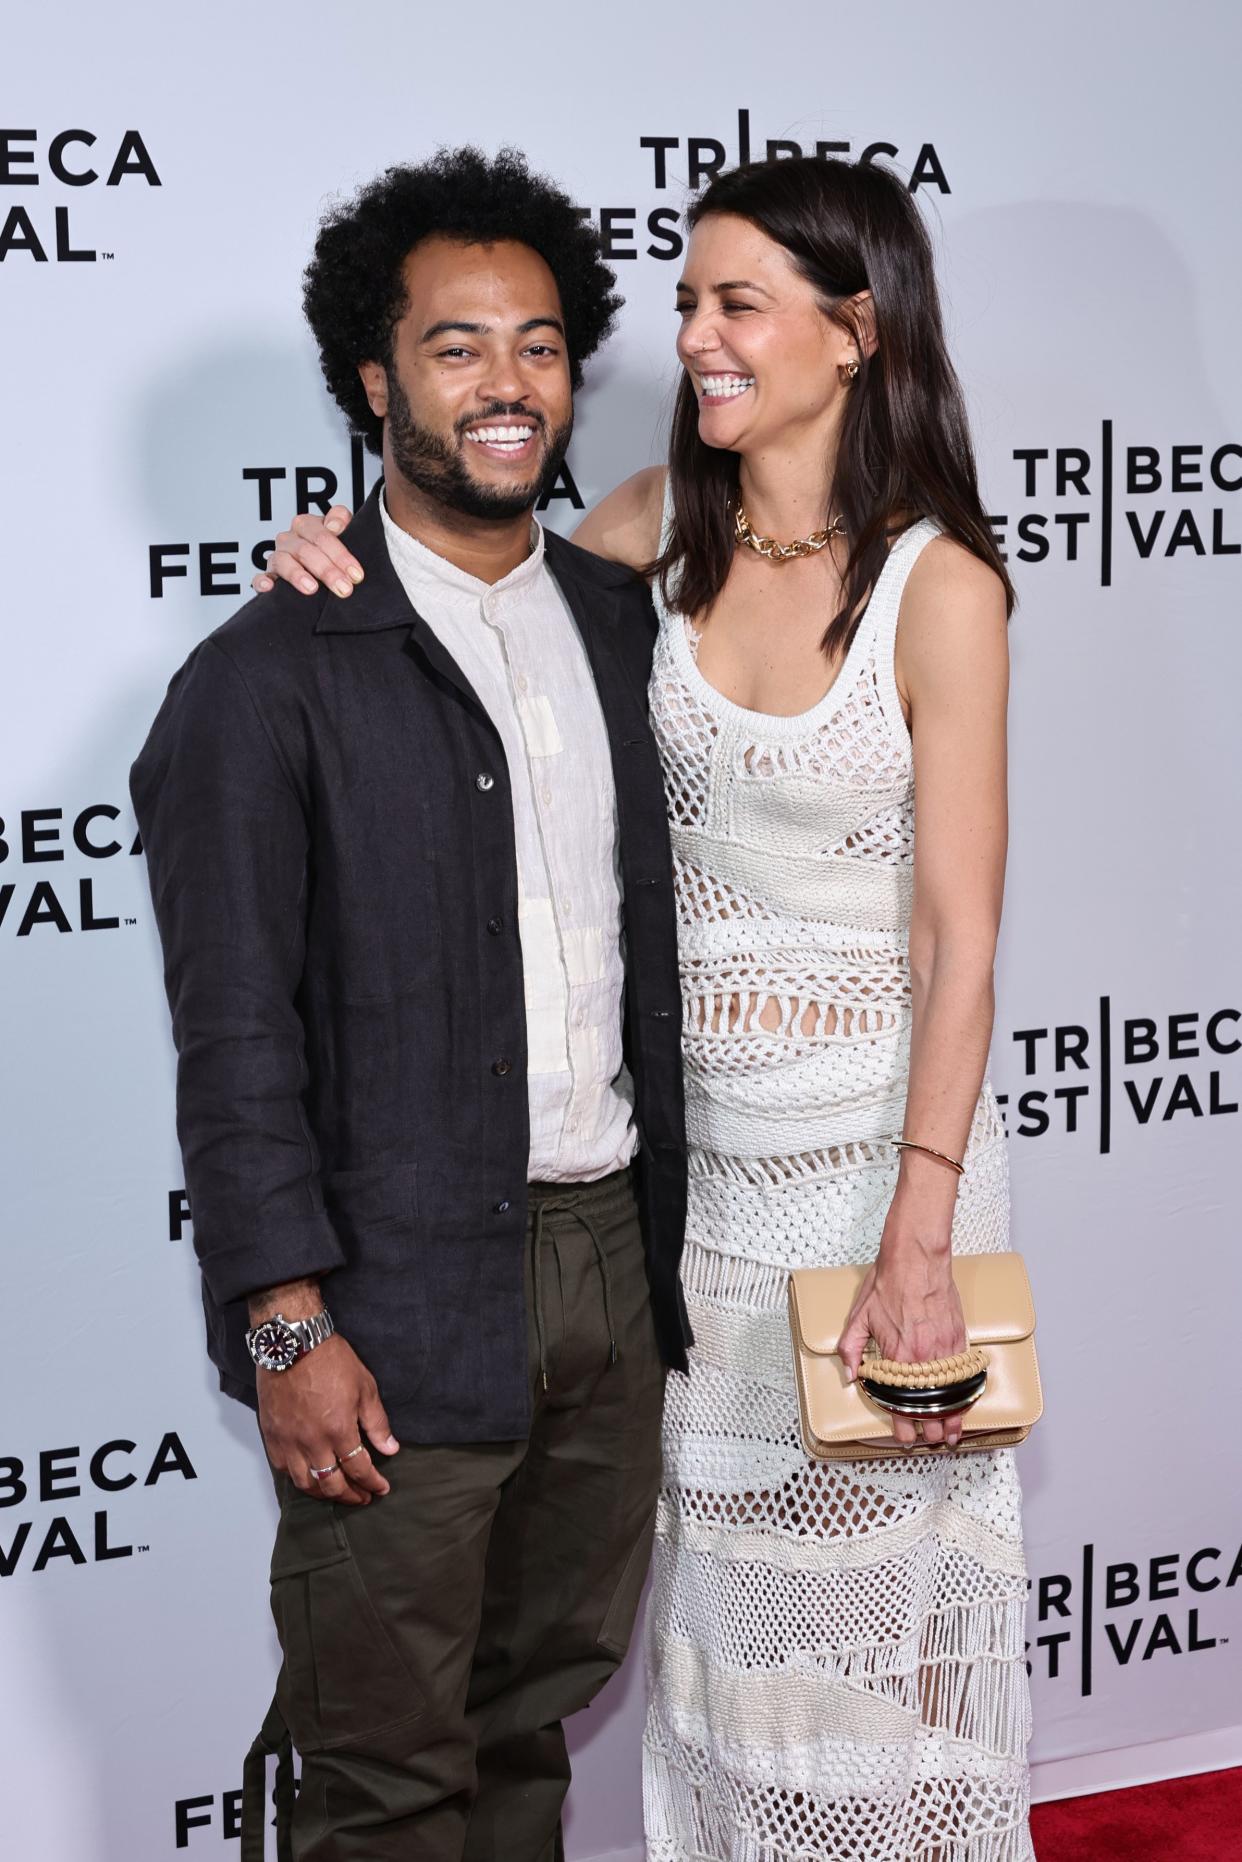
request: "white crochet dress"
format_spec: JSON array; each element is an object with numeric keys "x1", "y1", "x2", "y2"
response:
[{"x1": 643, "y1": 512, "x2": 1033, "y2": 1862}]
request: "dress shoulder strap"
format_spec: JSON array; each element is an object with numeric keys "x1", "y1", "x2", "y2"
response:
[
  {"x1": 658, "y1": 468, "x2": 675, "y2": 555},
  {"x1": 650, "y1": 470, "x2": 678, "y2": 627},
  {"x1": 854, "y1": 519, "x2": 940, "y2": 748},
  {"x1": 860, "y1": 518, "x2": 942, "y2": 661}
]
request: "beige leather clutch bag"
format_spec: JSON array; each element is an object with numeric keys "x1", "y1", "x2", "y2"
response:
[{"x1": 788, "y1": 1251, "x2": 1042, "y2": 1459}]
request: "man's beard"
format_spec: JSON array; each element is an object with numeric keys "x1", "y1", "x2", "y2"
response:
[{"x1": 385, "y1": 371, "x2": 573, "y2": 522}]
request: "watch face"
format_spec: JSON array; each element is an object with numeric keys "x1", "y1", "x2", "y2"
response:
[{"x1": 252, "y1": 1319, "x2": 299, "y2": 1372}]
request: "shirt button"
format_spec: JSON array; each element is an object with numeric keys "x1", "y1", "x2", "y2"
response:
[
  {"x1": 541, "y1": 786, "x2": 552, "y2": 806},
  {"x1": 492, "y1": 1058, "x2": 513, "y2": 1077},
  {"x1": 494, "y1": 1200, "x2": 511, "y2": 1214},
  {"x1": 487, "y1": 917, "x2": 504, "y2": 936},
  {"x1": 516, "y1": 673, "x2": 528, "y2": 691},
  {"x1": 476, "y1": 773, "x2": 495, "y2": 793}
]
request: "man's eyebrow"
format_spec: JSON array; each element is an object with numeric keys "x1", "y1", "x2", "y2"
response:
[
  {"x1": 420, "y1": 316, "x2": 566, "y2": 342},
  {"x1": 421, "y1": 320, "x2": 486, "y2": 342}
]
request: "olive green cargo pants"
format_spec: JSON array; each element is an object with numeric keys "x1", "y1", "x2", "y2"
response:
[{"x1": 244, "y1": 1168, "x2": 665, "y2": 1861}]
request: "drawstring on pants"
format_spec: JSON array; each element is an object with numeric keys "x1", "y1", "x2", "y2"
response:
[
  {"x1": 241, "y1": 1693, "x2": 295, "y2": 1861},
  {"x1": 530, "y1": 1197, "x2": 619, "y2": 1391}
]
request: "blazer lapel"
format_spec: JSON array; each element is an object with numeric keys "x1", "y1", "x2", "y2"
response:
[
  {"x1": 313, "y1": 479, "x2": 492, "y2": 725},
  {"x1": 311, "y1": 488, "x2": 656, "y2": 761},
  {"x1": 543, "y1": 537, "x2": 670, "y2": 910},
  {"x1": 543, "y1": 536, "x2": 651, "y2": 732}
]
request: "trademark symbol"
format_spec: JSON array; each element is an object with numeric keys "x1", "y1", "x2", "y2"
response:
[
  {"x1": 100, "y1": 251, "x2": 115, "y2": 261},
  {"x1": 135, "y1": 1544, "x2": 149, "y2": 1554},
  {"x1": 125, "y1": 916, "x2": 137, "y2": 926}
]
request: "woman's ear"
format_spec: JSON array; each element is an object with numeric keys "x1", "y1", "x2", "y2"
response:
[{"x1": 358, "y1": 360, "x2": 388, "y2": 420}]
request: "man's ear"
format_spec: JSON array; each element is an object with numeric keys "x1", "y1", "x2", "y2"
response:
[{"x1": 358, "y1": 360, "x2": 388, "y2": 420}]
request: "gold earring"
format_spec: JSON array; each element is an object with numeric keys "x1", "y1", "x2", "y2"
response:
[{"x1": 843, "y1": 358, "x2": 860, "y2": 382}]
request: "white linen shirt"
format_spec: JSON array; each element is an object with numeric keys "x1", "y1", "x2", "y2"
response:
[{"x1": 380, "y1": 496, "x2": 637, "y2": 1182}]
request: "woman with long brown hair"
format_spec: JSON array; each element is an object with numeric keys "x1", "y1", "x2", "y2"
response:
[{"x1": 261, "y1": 155, "x2": 1031, "y2": 1860}]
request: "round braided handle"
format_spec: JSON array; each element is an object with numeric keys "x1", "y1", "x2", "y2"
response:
[{"x1": 861, "y1": 1344, "x2": 989, "y2": 1390}]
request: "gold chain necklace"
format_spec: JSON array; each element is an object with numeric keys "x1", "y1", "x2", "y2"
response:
[{"x1": 734, "y1": 501, "x2": 846, "y2": 562}]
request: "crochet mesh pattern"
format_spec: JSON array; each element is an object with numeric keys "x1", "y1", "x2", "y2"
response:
[{"x1": 644, "y1": 515, "x2": 1032, "y2": 1861}]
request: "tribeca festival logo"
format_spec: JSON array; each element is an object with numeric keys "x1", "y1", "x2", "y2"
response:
[
  {"x1": 0, "y1": 127, "x2": 160, "y2": 263},
  {"x1": 578, "y1": 106, "x2": 949, "y2": 266},
  {"x1": 1028, "y1": 1537, "x2": 1239, "y2": 1697},
  {"x1": 170, "y1": 1190, "x2": 193, "y2": 1244},
  {"x1": 148, "y1": 440, "x2": 377, "y2": 602},
  {"x1": 0, "y1": 1433, "x2": 196, "y2": 1577},
  {"x1": 994, "y1": 997, "x2": 1238, "y2": 1151},
  {"x1": 989, "y1": 425, "x2": 1242, "y2": 581},
  {"x1": 174, "y1": 1778, "x2": 298, "y2": 1849},
  {"x1": 0, "y1": 804, "x2": 143, "y2": 937},
  {"x1": 148, "y1": 436, "x2": 587, "y2": 599}
]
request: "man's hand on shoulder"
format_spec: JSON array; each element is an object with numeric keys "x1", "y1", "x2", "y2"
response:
[{"x1": 249, "y1": 1276, "x2": 399, "y2": 1505}]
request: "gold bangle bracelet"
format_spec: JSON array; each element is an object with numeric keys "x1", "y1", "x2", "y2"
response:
[{"x1": 891, "y1": 1136, "x2": 965, "y2": 1176}]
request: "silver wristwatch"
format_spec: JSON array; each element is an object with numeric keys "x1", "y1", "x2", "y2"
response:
[{"x1": 245, "y1": 1308, "x2": 335, "y2": 1373}]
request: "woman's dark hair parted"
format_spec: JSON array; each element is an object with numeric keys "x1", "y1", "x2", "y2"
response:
[
  {"x1": 655, "y1": 156, "x2": 1015, "y2": 652},
  {"x1": 303, "y1": 146, "x2": 623, "y2": 454}
]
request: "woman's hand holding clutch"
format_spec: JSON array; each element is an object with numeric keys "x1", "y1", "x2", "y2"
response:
[{"x1": 837, "y1": 1158, "x2": 970, "y2": 1449}]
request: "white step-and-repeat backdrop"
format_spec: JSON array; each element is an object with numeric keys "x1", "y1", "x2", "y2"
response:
[{"x1": 3, "y1": 4, "x2": 1239, "y2": 1856}]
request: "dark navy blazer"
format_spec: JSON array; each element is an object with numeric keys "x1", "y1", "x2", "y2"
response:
[{"x1": 131, "y1": 481, "x2": 690, "y2": 1442}]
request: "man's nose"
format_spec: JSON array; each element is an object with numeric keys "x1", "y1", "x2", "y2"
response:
[{"x1": 478, "y1": 352, "x2": 527, "y2": 404}]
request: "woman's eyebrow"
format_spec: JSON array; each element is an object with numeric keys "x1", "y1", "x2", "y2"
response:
[{"x1": 674, "y1": 279, "x2": 774, "y2": 297}]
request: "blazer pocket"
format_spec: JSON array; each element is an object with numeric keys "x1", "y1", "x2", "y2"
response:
[{"x1": 324, "y1": 1164, "x2": 418, "y2": 1262}]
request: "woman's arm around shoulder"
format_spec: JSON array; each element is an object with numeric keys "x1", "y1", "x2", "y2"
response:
[{"x1": 572, "y1": 465, "x2": 667, "y2": 575}]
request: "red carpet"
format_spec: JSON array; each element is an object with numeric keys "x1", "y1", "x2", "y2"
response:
[{"x1": 1030, "y1": 1766, "x2": 1242, "y2": 1859}]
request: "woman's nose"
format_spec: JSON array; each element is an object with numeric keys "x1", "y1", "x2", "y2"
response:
[{"x1": 679, "y1": 311, "x2": 720, "y2": 359}]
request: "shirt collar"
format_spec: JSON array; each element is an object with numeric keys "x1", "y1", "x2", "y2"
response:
[{"x1": 380, "y1": 488, "x2": 546, "y2": 601}]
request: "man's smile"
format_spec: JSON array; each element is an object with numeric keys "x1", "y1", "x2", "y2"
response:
[{"x1": 462, "y1": 419, "x2": 540, "y2": 462}]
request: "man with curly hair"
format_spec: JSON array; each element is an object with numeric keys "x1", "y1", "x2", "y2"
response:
[{"x1": 131, "y1": 147, "x2": 690, "y2": 1860}]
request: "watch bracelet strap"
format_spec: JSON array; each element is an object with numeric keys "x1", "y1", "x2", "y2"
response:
[{"x1": 291, "y1": 1309, "x2": 335, "y2": 1354}]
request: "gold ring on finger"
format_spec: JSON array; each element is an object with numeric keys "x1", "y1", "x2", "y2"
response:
[{"x1": 339, "y1": 1443, "x2": 366, "y2": 1463}]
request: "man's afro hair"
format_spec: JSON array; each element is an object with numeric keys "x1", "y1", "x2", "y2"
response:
[{"x1": 303, "y1": 145, "x2": 623, "y2": 454}]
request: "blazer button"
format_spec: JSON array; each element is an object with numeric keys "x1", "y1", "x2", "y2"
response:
[
  {"x1": 487, "y1": 917, "x2": 503, "y2": 936},
  {"x1": 494, "y1": 1200, "x2": 511, "y2": 1214},
  {"x1": 492, "y1": 1058, "x2": 513, "y2": 1076},
  {"x1": 476, "y1": 773, "x2": 495, "y2": 792}
]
